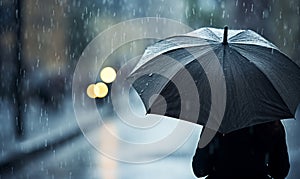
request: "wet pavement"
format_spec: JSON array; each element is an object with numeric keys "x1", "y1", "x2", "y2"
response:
[
  {"x1": 0, "y1": 96, "x2": 202, "y2": 178},
  {"x1": 1, "y1": 97, "x2": 299, "y2": 179},
  {"x1": 0, "y1": 119, "x2": 202, "y2": 179}
]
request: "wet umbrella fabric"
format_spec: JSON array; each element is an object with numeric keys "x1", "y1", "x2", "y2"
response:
[{"x1": 129, "y1": 27, "x2": 300, "y2": 134}]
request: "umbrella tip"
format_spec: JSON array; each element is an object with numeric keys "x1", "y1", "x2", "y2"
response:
[{"x1": 222, "y1": 26, "x2": 228, "y2": 45}]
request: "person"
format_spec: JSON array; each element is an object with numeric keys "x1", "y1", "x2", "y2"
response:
[{"x1": 192, "y1": 121, "x2": 290, "y2": 179}]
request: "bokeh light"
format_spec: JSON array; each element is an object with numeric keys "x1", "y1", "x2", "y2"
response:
[
  {"x1": 86, "y1": 84, "x2": 97, "y2": 98},
  {"x1": 94, "y1": 82, "x2": 109, "y2": 98},
  {"x1": 100, "y1": 67, "x2": 117, "y2": 83}
]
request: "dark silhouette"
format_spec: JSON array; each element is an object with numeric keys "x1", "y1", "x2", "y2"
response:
[{"x1": 192, "y1": 121, "x2": 290, "y2": 179}]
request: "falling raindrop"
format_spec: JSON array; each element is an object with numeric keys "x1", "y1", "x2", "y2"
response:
[
  {"x1": 121, "y1": 87, "x2": 125, "y2": 95},
  {"x1": 283, "y1": 38, "x2": 286, "y2": 46},
  {"x1": 36, "y1": 59, "x2": 40, "y2": 68},
  {"x1": 279, "y1": 11, "x2": 282, "y2": 19},
  {"x1": 24, "y1": 103, "x2": 27, "y2": 112},
  {"x1": 44, "y1": 139, "x2": 48, "y2": 147}
]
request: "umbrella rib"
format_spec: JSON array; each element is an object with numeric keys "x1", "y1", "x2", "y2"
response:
[
  {"x1": 226, "y1": 30, "x2": 245, "y2": 42},
  {"x1": 229, "y1": 30, "x2": 278, "y2": 50},
  {"x1": 135, "y1": 44, "x2": 216, "y2": 68},
  {"x1": 230, "y1": 46, "x2": 294, "y2": 115},
  {"x1": 229, "y1": 48, "x2": 259, "y2": 125},
  {"x1": 180, "y1": 35, "x2": 220, "y2": 43},
  {"x1": 205, "y1": 28, "x2": 222, "y2": 42},
  {"x1": 183, "y1": 45, "x2": 221, "y2": 66},
  {"x1": 164, "y1": 35, "x2": 221, "y2": 43},
  {"x1": 232, "y1": 44, "x2": 300, "y2": 71},
  {"x1": 130, "y1": 44, "x2": 208, "y2": 75}
]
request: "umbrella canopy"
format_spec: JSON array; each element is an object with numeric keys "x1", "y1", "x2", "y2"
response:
[{"x1": 128, "y1": 26, "x2": 300, "y2": 134}]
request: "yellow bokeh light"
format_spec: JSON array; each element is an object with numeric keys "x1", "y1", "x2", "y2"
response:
[
  {"x1": 100, "y1": 67, "x2": 117, "y2": 83},
  {"x1": 94, "y1": 82, "x2": 109, "y2": 98},
  {"x1": 86, "y1": 84, "x2": 97, "y2": 98}
]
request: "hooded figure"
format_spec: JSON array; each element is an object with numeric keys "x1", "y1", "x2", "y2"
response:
[{"x1": 192, "y1": 121, "x2": 290, "y2": 179}]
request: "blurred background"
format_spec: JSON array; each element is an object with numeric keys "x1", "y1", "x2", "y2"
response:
[{"x1": 0, "y1": 0, "x2": 299, "y2": 178}]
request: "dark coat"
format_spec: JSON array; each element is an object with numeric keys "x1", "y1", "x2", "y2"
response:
[{"x1": 192, "y1": 121, "x2": 290, "y2": 179}]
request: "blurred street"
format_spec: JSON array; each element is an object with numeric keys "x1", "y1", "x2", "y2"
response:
[
  {"x1": 1, "y1": 95, "x2": 300, "y2": 178},
  {"x1": 0, "y1": 96, "x2": 202, "y2": 179}
]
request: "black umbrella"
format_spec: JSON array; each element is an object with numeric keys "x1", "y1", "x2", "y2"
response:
[{"x1": 128, "y1": 26, "x2": 300, "y2": 134}]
